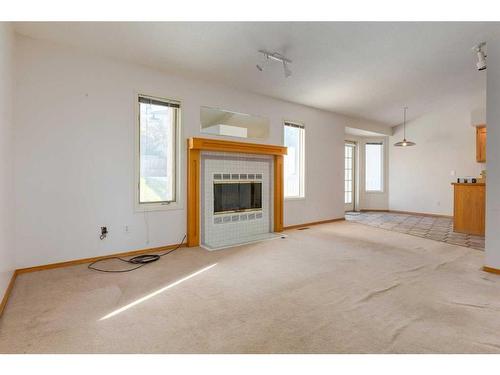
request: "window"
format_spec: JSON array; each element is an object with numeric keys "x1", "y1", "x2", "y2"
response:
[
  {"x1": 137, "y1": 94, "x2": 180, "y2": 209},
  {"x1": 365, "y1": 142, "x2": 383, "y2": 192},
  {"x1": 284, "y1": 121, "x2": 305, "y2": 198},
  {"x1": 345, "y1": 143, "x2": 355, "y2": 204}
]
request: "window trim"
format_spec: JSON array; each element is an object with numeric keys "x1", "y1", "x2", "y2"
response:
[
  {"x1": 134, "y1": 92, "x2": 183, "y2": 212},
  {"x1": 344, "y1": 141, "x2": 356, "y2": 205},
  {"x1": 283, "y1": 120, "x2": 306, "y2": 200},
  {"x1": 364, "y1": 141, "x2": 384, "y2": 193}
]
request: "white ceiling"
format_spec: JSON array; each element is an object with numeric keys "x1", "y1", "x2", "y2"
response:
[{"x1": 14, "y1": 22, "x2": 498, "y2": 125}]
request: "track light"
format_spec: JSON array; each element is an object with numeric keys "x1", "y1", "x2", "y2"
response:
[
  {"x1": 256, "y1": 50, "x2": 292, "y2": 78},
  {"x1": 473, "y1": 42, "x2": 487, "y2": 71},
  {"x1": 256, "y1": 54, "x2": 268, "y2": 72},
  {"x1": 283, "y1": 61, "x2": 292, "y2": 78}
]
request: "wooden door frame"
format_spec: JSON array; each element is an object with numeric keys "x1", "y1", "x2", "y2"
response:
[{"x1": 187, "y1": 137, "x2": 287, "y2": 247}]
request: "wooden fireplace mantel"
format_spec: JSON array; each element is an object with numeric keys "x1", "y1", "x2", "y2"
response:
[{"x1": 187, "y1": 137, "x2": 288, "y2": 247}]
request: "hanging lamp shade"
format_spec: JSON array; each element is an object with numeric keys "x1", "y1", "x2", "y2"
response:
[
  {"x1": 394, "y1": 139, "x2": 416, "y2": 147},
  {"x1": 394, "y1": 107, "x2": 416, "y2": 147}
]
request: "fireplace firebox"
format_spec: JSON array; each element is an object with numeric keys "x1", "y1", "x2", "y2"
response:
[{"x1": 214, "y1": 182, "x2": 262, "y2": 214}]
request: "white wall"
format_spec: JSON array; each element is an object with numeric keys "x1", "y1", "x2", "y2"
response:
[
  {"x1": 389, "y1": 95, "x2": 485, "y2": 216},
  {"x1": 471, "y1": 107, "x2": 486, "y2": 126},
  {"x1": 0, "y1": 23, "x2": 15, "y2": 299},
  {"x1": 346, "y1": 118, "x2": 393, "y2": 136},
  {"x1": 14, "y1": 35, "x2": 388, "y2": 268},
  {"x1": 485, "y1": 39, "x2": 500, "y2": 269},
  {"x1": 344, "y1": 135, "x2": 389, "y2": 211}
]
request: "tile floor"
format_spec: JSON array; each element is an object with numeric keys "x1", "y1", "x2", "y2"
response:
[{"x1": 345, "y1": 211, "x2": 485, "y2": 250}]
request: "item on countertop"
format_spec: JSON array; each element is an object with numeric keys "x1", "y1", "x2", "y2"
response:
[
  {"x1": 457, "y1": 177, "x2": 479, "y2": 183},
  {"x1": 480, "y1": 170, "x2": 487, "y2": 183}
]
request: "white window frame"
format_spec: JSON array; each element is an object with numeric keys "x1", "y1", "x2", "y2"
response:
[
  {"x1": 134, "y1": 92, "x2": 183, "y2": 212},
  {"x1": 344, "y1": 141, "x2": 356, "y2": 205},
  {"x1": 283, "y1": 120, "x2": 306, "y2": 200},
  {"x1": 364, "y1": 141, "x2": 384, "y2": 193}
]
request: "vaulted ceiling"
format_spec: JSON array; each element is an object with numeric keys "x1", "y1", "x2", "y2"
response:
[{"x1": 14, "y1": 22, "x2": 498, "y2": 124}]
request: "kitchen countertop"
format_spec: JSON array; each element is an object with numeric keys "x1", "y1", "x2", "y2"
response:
[{"x1": 451, "y1": 183, "x2": 485, "y2": 186}]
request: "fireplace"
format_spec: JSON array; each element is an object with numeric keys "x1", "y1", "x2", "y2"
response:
[
  {"x1": 199, "y1": 152, "x2": 278, "y2": 250},
  {"x1": 214, "y1": 177, "x2": 262, "y2": 215},
  {"x1": 187, "y1": 137, "x2": 286, "y2": 248}
]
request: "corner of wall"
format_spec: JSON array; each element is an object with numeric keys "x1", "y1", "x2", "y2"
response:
[{"x1": 0, "y1": 22, "x2": 16, "y2": 309}]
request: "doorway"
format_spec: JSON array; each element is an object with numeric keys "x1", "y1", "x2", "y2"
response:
[{"x1": 344, "y1": 142, "x2": 356, "y2": 212}]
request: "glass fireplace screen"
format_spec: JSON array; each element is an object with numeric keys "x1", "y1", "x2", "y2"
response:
[{"x1": 214, "y1": 182, "x2": 262, "y2": 214}]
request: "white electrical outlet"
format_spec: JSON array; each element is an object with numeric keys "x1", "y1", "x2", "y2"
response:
[{"x1": 124, "y1": 225, "x2": 129, "y2": 233}]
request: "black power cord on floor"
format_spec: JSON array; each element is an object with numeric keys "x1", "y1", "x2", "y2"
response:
[{"x1": 88, "y1": 234, "x2": 187, "y2": 273}]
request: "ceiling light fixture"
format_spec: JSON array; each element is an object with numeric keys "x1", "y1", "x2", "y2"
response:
[
  {"x1": 394, "y1": 107, "x2": 416, "y2": 147},
  {"x1": 473, "y1": 42, "x2": 487, "y2": 71},
  {"x1": 256, "y1": 50, "x2": 292, "y2": 78}
]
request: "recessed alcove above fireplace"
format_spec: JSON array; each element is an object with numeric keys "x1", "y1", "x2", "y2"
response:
[{"x1": 187, "y1": 138, "x2": 287, "y2": 249}]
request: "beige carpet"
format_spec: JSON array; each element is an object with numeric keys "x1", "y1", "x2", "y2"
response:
[{"x1": 1, "y1": 221, "x2": 500, "y2": 353}]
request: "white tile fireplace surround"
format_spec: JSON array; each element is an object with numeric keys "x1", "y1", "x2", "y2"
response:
[{"x1": 200, "y1": 151, "x2": 281, "y2": 250}]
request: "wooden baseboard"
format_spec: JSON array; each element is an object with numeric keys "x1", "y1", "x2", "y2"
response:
[
  {"x1": 0, "y1": 271, "x2": 18, "y2": 317},
  {"x1": 360, "y1": 209, "x2": 452, "y2": 219},
  {"x1": 284, "y1": 217, "x2": 345, "y2": 230},
  {"x1": 16, "y1": 242, "x2": 187, "y2": 275},
  {"x1": 483, "y1": 266, "x2": 500, "y2": 275}
]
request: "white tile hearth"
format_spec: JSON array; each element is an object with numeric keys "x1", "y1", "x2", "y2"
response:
[{"x1": 201, "y1": 232, "x2": 284, "y2": 251}]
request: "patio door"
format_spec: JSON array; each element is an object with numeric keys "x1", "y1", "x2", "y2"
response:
[{"x1": 345, "y1": 142, "x2": 356, "y2": 212}]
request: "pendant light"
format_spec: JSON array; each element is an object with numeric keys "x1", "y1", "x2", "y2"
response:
[{"x1": 394, "y1": 107, "x2": 416, "y2": 147}]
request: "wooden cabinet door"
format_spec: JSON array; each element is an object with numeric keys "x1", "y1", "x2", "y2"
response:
[
  {"x1": 476, "y1": 126, "x2": 486, "y2": 163},
  {"x1": 453, "y1": 184, "x2": 485, "y2": 236}
]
